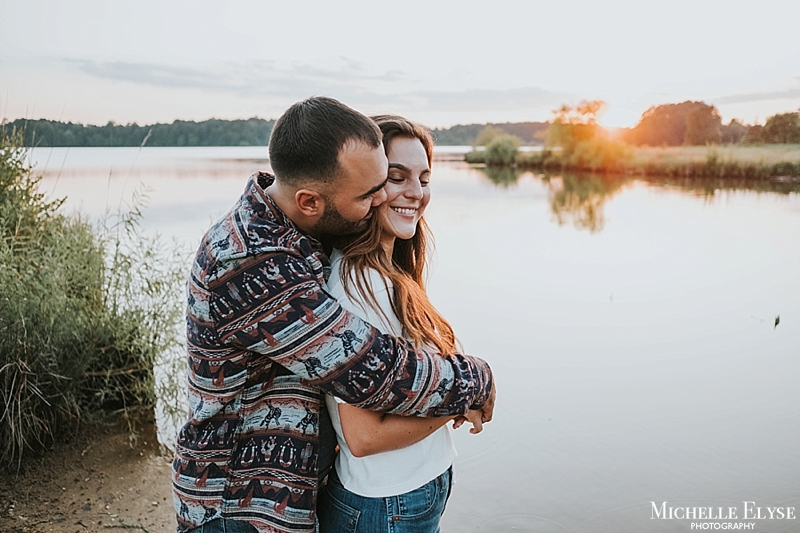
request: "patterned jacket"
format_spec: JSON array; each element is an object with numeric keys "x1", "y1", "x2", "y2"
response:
[{"x1": 172, "y1": 172, "x2": 493, "y2": 533}]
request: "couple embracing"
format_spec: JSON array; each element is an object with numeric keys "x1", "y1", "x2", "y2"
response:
[{"x1": 172, "y1": 97, "x2": 496, "y2": 533}]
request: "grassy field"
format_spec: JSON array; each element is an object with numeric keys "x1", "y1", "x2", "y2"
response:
[{"x1": 630, "y1": 144, "x2": 800, "y2": 166}]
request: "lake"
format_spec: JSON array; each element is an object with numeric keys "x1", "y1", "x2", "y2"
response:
[{"x1": 30, "y1": 147, "x2": 800, "y2": 533}]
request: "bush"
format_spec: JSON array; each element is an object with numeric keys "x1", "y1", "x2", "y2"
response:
[
  {"x1": 484, "y1": 134, "x2": 521, "y2": 165},
  {"x1": 567, "y1": 137, "x2": 631, "y2": 172},
  {"x1": 0, "y1": 129, "x2": 185, "y2": 470}
]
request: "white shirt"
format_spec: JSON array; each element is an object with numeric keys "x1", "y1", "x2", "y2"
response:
[{"x1": 325, "y1": 249, "x2": 457, "y2": 498}]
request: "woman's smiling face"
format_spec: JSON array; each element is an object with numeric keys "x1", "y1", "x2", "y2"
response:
[{"x1": 378, "y1": 136, "x2": 431, "y2": 243}]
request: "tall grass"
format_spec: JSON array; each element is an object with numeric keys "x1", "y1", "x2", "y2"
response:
[
  {"x1": 0, "y1": 130, "x2": 185, "y2": 470},
  {"x1": 466, "y1": 143, "x2": 800, "y2": 179}
]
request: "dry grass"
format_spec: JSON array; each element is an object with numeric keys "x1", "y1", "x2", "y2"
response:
[{"x1": 630, "y1": 144, "x2": 800, "y2": 166}]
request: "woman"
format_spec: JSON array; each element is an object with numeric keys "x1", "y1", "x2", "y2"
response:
[{"x1": 319, "y1": 115, "x2": 482, "y2": 533}]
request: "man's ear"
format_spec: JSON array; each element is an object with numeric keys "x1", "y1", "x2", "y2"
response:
[{"x1": 295, "y1": 188, "x2": 325, "y2": 217}]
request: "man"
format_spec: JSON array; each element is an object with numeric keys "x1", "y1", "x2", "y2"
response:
[{"x1": 173, "y1": 97, "x2": 495, "y2": 533}]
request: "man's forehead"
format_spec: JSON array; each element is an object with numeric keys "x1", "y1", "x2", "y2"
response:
[{"x1": 338, "y1": 140, "x2": 387, "y2": 180}]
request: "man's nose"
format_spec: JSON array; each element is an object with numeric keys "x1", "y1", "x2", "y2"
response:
[{"x1": 371, "y1": 186, "x2": 387, "y2": 207}]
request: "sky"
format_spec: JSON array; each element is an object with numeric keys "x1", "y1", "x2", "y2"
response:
[{"x1": 1, "y1": 0, "x2": 799, "y2": 129}]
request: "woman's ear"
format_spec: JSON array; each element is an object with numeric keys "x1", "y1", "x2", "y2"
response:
[{"x1": 295, "y1": 188, "x2": 325, "y2": 217}]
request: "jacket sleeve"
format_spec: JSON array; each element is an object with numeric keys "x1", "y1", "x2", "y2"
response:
[{"x1": 210, "y1": 252, "x2": 492, "y2": 417}]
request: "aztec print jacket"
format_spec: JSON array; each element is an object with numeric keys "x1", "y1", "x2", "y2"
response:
[{"x1": 173, "y1": 172, "x2": 493, "y2": 533}]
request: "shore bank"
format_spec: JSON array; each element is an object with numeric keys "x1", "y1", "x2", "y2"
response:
[
  {"x1": 0, "y1": 420, "x2": 174, "y2": 533},
  {"x1": 465, "y1": 144, "x2": 800, "y2": 179}
]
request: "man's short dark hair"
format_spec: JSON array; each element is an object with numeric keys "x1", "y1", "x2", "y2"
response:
[{"x1": 268, "y1": 96, "x2": 382, "y2": 184}]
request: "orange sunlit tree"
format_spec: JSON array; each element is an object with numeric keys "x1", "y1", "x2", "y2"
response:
[{"x1": 545, "y1": 100, "x2": 630, "y2": 172}]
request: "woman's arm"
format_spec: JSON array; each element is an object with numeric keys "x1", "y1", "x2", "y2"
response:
[{"x1": 338, "y1": 403, "x2": 453, "y2": 458}]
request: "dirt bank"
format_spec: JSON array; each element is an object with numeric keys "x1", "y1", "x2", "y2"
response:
[{"x1": 1, "y1": 420, "x2": 175, "y2": 533}]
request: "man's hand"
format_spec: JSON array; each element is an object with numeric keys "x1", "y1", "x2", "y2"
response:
[
  {"x1": 452, "y1": 409, "x2": 484, "y2": 434},
  {"x1": 480, "y1": 382, "x2": 496, "y2": 424}
]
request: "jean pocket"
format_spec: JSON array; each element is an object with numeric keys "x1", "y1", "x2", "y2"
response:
[
  {"x1": 396, "y1": 477, "x2": 439, "y2": 519},
  {"x1": 318, "y1": 489, "x2": 360, "y2": 533}
]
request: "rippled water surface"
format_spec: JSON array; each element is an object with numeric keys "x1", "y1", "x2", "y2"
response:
[{"x1": 31, "y1": 147, "x2": 800, "y2": 533}]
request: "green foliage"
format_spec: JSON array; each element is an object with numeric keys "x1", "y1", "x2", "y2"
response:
[
  {"x1": 762, "y1": 113, "x2": 800, "y2": 144},
  {"x1": 720, "y1": 119, "x2": 748, "y2": 144},
  {"x1": 742, "y1": 125, "x2": 765, "y2": 145},
  {"x1": 475, "y1": 125, "x2": 505, "y2": 146},
  {"x1": 7, "y1": 117, "x2": 275, "y2": 147},
  {"x1": 684, "y1": 106, "x2": 722, "y2": 145},
  {"x1": 432, "y1": 122, "x2": 548, "y2": 146},
  {"x1": 0, "y1": 130, "x2": 185, "y2": 469},
  {"x1": 483, "y1": 134, "x2": 521, "y2": 165}
]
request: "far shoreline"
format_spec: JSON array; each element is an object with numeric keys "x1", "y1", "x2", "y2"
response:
[{"x1": 464, "y1": 144, "x2": 800, "y2": 181}]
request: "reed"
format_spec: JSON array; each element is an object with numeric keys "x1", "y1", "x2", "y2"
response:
[{"x1": 0, "y1": 129, "x2": 185, "y2": 470}]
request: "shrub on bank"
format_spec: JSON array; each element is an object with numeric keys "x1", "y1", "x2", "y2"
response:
[
  {"x1": 484, "y1": 134, "x2": 521, "y2": 166},
  {"x1": 466, "y1": 133, "x2": 523, "y2": 166},
  {"x1": 0, "y1": 130, "x2": 184, "y2": 470}
]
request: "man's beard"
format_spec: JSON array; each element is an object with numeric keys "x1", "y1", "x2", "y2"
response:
[{"x1": 312, "y1": 197, "x2": 370, "y2": 237}]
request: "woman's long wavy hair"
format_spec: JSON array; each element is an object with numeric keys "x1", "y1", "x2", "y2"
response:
[{"x1": 333, "y1": 115, "x2": 458, "y2": 356}]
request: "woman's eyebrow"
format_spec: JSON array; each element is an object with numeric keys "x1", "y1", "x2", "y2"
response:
[{"x1": 389, "y1": 163, "x2": 430, "y2": 174}]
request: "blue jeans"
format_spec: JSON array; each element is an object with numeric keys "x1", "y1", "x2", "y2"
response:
[
  {"x1": 187, "y1": 518, "x2": 257, "y2": 533},
  {"x1": 318, "y1": 466, "x2": 453, "y2": 533}
]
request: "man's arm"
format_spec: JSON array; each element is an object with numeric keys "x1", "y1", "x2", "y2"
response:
[{"x1": 212, "y1": 252, "x2": 493, "y2": 418}]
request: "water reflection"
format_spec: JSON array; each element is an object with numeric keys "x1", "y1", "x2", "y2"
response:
[
  {"x1": 646, "y1": 175, "x2": 800, "y2": 197},
  {"x1": 481, "y1": 166, "x2": 523, "y2": 187},
  {"x1": 475, "y1": 165, "x2": 800, "y2": 233},
  {"x1": 544, "y1": 173, "x2": 627, "y2": 232},
  {"x1": 476, "y1": 167, "x2": 626, "y2": 232}
]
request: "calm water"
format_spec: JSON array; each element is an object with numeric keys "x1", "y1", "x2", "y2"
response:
[{"x1": 30, "y1": 147, "x2": 800, "y2": 533}]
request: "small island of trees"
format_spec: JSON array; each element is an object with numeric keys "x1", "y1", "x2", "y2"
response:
[{"x1": 466, "y1": 101, "x2": 800, "y2": 179}]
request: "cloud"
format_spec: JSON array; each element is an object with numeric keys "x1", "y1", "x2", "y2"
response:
[
  {"x1": 77, "y1": 60, "x2": 229, "y2": 90},
  {"x1": 714, "y1": 83, "x2": 800, "y2": 105},
  {"x1": 70, "y1": 58, "x2": 411, "y2": 98},
  {"x1": 67, "y1": 58, "x2": 571, "y2": 117}
]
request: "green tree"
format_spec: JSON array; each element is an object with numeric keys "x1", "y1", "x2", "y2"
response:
[
  {"x1": 721, "y1": 119, "x2": 748, "y2": 144},
  {"x1": 8, "y1": 117, "x2": 276, "y2": 147},
  {"x1": 762, "y1": 112, "x2": 800, "y2": 143},
  {"x1": 484, "y1": 134, "x2": 521, "y2": 165},
  {"x1": 684, "y1": 106, "x2": 721, "y2": 145},
  {"x1": 742, "y1": 124, "x2": 765, "y2": 144},
  {"x1": 475, "y1": 125, "x2": 505, "y2": 146}
]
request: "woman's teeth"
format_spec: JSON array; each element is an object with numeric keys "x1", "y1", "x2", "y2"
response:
[{"x1": 391, "y1": 207, "x2": 416, "y2": 215}]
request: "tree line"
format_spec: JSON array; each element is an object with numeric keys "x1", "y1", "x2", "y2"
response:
[
  {"x1": 3, "y1": 117, "x2": 276, "y2": 147},
  {"x1": 3, "y1": 105, "x2": 798, "y2": 148},
  {"x1": 431, "y1": 122, "x2": 549, "y2": 145},
  {"x1": 620, "y1": 101, "x2": 800, "y2": 146},
  {"x1": 2, "y1": 116, "x2": 550, "y2": 147}
]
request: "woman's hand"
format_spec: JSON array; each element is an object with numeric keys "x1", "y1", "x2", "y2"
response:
[{"x1": 452, "y1": 409, "x2": 484, "y2": 434}]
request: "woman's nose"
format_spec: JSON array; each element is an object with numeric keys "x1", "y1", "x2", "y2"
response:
[
  {"x1": 371, "y1": 186, "x2": 388, "y2": 207},
  {"x1": 405, "y1": 179, "x2": 423, "y2": 199}
]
